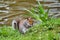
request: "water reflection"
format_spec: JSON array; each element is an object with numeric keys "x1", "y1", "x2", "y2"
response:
[
  {"x1": 0, "y1": 4, "x2": 8, "y2": 7},
  {"x1": 0, "y1": 10, "x2": 9, "y2": 13},
  {"x1": 0, "y1": 0, "x2": 60, "y2": 25}
]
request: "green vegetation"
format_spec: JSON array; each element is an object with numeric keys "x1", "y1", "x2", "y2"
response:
[
  {"x1": 0, "y1": 1, "x2": 60, "y2": 40},
  {"x1": 0, "y1": 18, "x2": 60, "y2": 40},
  {"x1": 26, "y1": 1, "x2": 49, "y2": 22}
]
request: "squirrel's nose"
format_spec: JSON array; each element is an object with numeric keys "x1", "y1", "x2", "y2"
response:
[
  {"x1": 29, "y1": 26, "x2": 31, "y2": 27},
  {"x1": 29, "y1": 25, "x2": 32, "y2": 27}
]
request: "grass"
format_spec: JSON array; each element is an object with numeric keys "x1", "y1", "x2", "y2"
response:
[
  {"x1": 0, "y1": 18, "x2": 60, "y2": 40},
  {"x1": 26, "y1": 1, "x2": 49, "y2": 22}
]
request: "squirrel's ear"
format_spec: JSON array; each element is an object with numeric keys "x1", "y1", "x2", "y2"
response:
[
  {"x1": 26, "y1": 17, "x2": 29, "y2": 20},
  {"x1": 27, "y1": 17, "x2": 32, "y2": 20}
]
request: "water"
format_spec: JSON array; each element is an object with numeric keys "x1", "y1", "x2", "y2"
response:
[{"x1": 0, "y1": 0, "x2": 60, "y2": 25}]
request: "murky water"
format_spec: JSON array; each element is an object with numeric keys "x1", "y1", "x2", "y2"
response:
[{"x1": 0, "y1": 0, "x2": 60, "y2": 25}]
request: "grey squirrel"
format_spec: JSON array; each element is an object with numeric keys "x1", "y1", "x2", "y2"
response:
[{"x1": 12, "y1": 17, "x2": 34, "y2": 34}]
